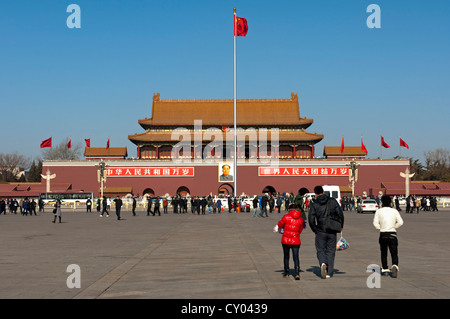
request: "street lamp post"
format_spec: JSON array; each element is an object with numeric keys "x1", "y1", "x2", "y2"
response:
[
  {"x1": 347, "y1": 160, "x2": 360, "y2": 202},
  {"x1": 97, "y1": 160, "x2": 107, "y2": 198}
]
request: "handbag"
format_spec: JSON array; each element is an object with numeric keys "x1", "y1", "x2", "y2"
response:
[
  {"x1": 324, "y1": 199, "x2": 342, "y2": 233},
  {"x1": 273, "y1": 225, "x2": 284, "y2": 234}
]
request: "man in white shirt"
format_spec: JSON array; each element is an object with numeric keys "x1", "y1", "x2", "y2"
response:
[{"x1": 373, "y1": 195, "x2": 404, "y2": 278}]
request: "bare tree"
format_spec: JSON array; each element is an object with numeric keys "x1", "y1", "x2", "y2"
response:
[
  {"x1": 0, "y1": 153, "x2": 32, "y2": 182},
  {"x1": 41, "y1": 137, "x2": 83, "y2": 160},
  {"x1": 423, "y1": 148, "x2": 450, "y2": 181}
]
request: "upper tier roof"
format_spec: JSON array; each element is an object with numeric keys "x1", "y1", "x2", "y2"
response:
[
  {"x1": 138, "y1": 92, "x2": 314, "y2": 128},
  {"x1": 128, "y1": 130, "x2": 324, "y2": 145}
]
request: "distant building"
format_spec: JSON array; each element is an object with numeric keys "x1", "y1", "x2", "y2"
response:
[
  {"x1": 128, "y1": 92, "x2": 324, "y2": 160},
  {"x1": 323, "y1": 146, "x2": 367, "y2": 160},
  {"x1": 84, "y1": 147, "x2": 128, "y2": 160}
]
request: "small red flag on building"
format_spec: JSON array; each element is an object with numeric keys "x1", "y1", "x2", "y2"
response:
[
  {"x1": 234, "y1": 15, "x2": 248, "y2": 36},
  {"x1": 40, "y1": 137, "x2": 52, "y2": 148},
  {"x1": 381, "y1": 136, "x2": 390, "y2": 148},
  {"x1": 106, "y1": 138, "x2": 110, "y2": 150},
  {"x1": 340, "y1": 136, "x2": 344, "y2": 153},
  {"x1": 85, "y1": 138, "x2": 90, "y2": 147},
  {"x1": 361, "y1": 137, "x2": 368, "y2": 153},
  {"x1": 66, "y1": 139, "x2": 71, "y2": 149},
  {"x1": 400, "y1": 138, "x2": 409, "y2": 149}
]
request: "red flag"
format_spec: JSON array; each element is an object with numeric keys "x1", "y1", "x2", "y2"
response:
[
  {"x1": 106, "y1": 138, "x2": 110, "y2": 150},
  {"x1": 400, "y1": 138, "x2": 409, "y2": 149},
  {"x1": 66, "y1": 139, "x2": 71, "y2": 149},
  {"x1": 234, "y1": 15, "x2": 248, "y2": 36},
  {"x1": 381, "y1": 136, "x2": 390, "y2": 148},
  {"x1": 340, "y1": 136, "x2": 344, "y2": 153},
  {"x1": 361, "y1": 137, "x2": 368, "y2": 153},
  {"x1": 85, "y1": 138, "x2": 90, "y2": 148},
  {"x1": 40, "y1": 137, "x2": 52, "y2": 148}
]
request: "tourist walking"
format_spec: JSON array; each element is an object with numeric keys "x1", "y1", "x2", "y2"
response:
[
  {"x1": 308, "y1": 185, "x2": 344, "y2": 279},
  {"x1": 132, "y1": 196, "x2": 137, "y2": 216},
  {"x1": 38, "y1": 198, "x2": 44, "y2": 213},
  {"x1": 154, "y1": 197, "x2": 161, "y2": 216},
  {"x1": 252, "y1": 195, "x2": 259, "y2": 217},
  {"x1": 100, "y1": 196, "x2": 110, "y2": 217},
  {"x1": 277, "y1": 204, "x2": 305, "y2": 280},
  {"x1": 52, "y1": 199, "x2": 62, "y2": 223},
  {"x1": 30, "y1": 199, "x2": 37, "y2": 215},
  {"x1": 0, "y1": 199, "x2": 6, "y2": 214},
  {"x1": 86, "y1": 198, "x2": 92, "y2": 212},
  {"x1": 217, "y1": 198, "x2": 222, "y2": 213},
  {"x1": 163, "y1": 198, "x2": 168, "y2": 214},
  {"x1": 147, "y1": 197, "x2": 154, "y2": 216},
  {"x1": 373, "y1": 195, "x2": 404, "y2": 277},
  {"x1": 276, "y1": 196, "x2": 282, "y2": 213},
  {"x1": 114, "y1": 196, "x2": 123, "y2": 220},
  {"x1": 260, "y1": 195, "x2": 269, "y2": 217}
]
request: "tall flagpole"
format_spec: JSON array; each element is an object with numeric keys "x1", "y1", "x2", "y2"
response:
[{"x1": 233, "y1": 7, "x2": 237, "y2": 198}]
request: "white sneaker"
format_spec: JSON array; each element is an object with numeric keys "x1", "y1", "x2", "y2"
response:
[
  {"x1": 321, "y1": 263, "x2": 327, "y2": 279},
  {"x1": 326, "y1": 275, "x2": 331, "y2": 279},
  {"x1": 391, "y1": 265, "x2": 399, "y2": 278}
]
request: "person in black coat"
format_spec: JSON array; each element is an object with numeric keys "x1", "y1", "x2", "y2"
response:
[
  {"x1": 308, "y1": 186, "x2": 344, "y2": 279},
  {"x1": 194, "y1": 197, "x2": 201, "y2": 215},
  {"x1": 114, "y1": 196, "x2": 123, "y2": 220},
  {"x1": 201, "y1": 197, "x2": 207, "y2": 215},
  {"x1": 154, "y1": 197, "x2": 161, "y2": 216},
  {"x1": 100, "y1": 196, "x2": 109, "y2": 217},
  {"x1": 252, "y1": 196, "x2": 259, "y2": 217},
  {"x1": 260, "y1": 195, "x2": 269, "y2": 217},
  {"x1": 132, "y1": 196, "x2": 137, "y2": 216}
]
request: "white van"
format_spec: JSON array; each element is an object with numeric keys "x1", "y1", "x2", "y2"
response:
[{"x1": 322, "y1": 185, "x2": 341, "y2": 206}]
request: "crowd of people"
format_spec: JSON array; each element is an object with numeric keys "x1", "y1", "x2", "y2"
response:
[
  {"x1": 0, "y1": 197, "x2": 43, "y2": 216},
  {"x1": 339, "y1": 195, "x2": 441, "y2": 213},
  {"x1": 0, "y1": 187, "x2": 444, "y2": 282}
]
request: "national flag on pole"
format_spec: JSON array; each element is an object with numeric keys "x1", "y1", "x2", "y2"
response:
[
  {"x1": 340, "y1": 136, "x2": 344, "y2": 153},
  {"x1": 40, "y1": 137, "x2": 52, "y2": 148},
  {"x1": 381, "y1": 136, "x2": 390, "y2": 148},
  {"x1": 400, "y1": 138, "x2": 409, "y2": 149},
  {"x1": 361, "y1": 137, "x2": 368, "y2": 153},
  {"x1": 106, "y1": 138, "x2": 110, "y2": 150},
  {"x1": 234, "y1": 15, "x2": 248, "y2": 36},
  {"x1": 85, "y1": 138, "x2": 90, "y2": 148},
  {"x1": 66, "y1": 139, "x2": 71, "y2": 149}
]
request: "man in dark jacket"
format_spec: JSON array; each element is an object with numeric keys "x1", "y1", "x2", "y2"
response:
[
  {"x1": 114, "y1": 196, "x2": 123, "y2": 220},
  {"x1": 259, "y1": 195, "x2": 269, "y2": 217},
  {"x1": 252, "y1": 196, "x2": 259, "y2": 217},
  {"x1": 308, "y1": 185, "x2": 344, "y2": 279}
]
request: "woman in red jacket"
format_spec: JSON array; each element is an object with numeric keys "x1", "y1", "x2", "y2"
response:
[{"x1": 277, "y1": 204, "x2": 305, "y2": 280}]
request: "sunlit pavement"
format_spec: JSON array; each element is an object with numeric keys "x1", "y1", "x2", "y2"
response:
[{"x1": 1, "y1": 206, "x2": 449, "y2": 299}]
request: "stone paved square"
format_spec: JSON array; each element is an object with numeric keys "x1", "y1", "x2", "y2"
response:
[{"x1": 1, "y1": 206, "x2": 449, "y2": 299}]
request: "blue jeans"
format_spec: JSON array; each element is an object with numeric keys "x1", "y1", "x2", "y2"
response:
[
  {"x1": 315, "y1": 231, "x2": 337, "y2": 276},
  {"x1": 282, "y1": 244, "x2": 300, "y2": 270}
]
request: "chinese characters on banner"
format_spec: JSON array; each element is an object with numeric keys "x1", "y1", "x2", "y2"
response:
[
  {"x1": 105, "y1": 167, "x2": 194, "y2": 177},
  {"x1": 258, "y1": 167, "x2": 349, "y2": 176}
]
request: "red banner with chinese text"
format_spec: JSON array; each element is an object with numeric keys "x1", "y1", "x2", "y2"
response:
[
  {"x1": 105, "y1": 167, "x2": 194, "y2": 177},
  {"x1": 258, "y1": 167, "x2": 349, "y2": 176}
]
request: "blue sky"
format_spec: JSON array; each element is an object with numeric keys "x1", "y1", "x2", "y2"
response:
[{"x1": 1, "y1": 0, "x2": 449, "y2": 164}]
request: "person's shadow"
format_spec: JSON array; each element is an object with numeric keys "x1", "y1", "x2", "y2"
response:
[{"x1": 306, "y1": 266, "x2": 346, "y2": 278}]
